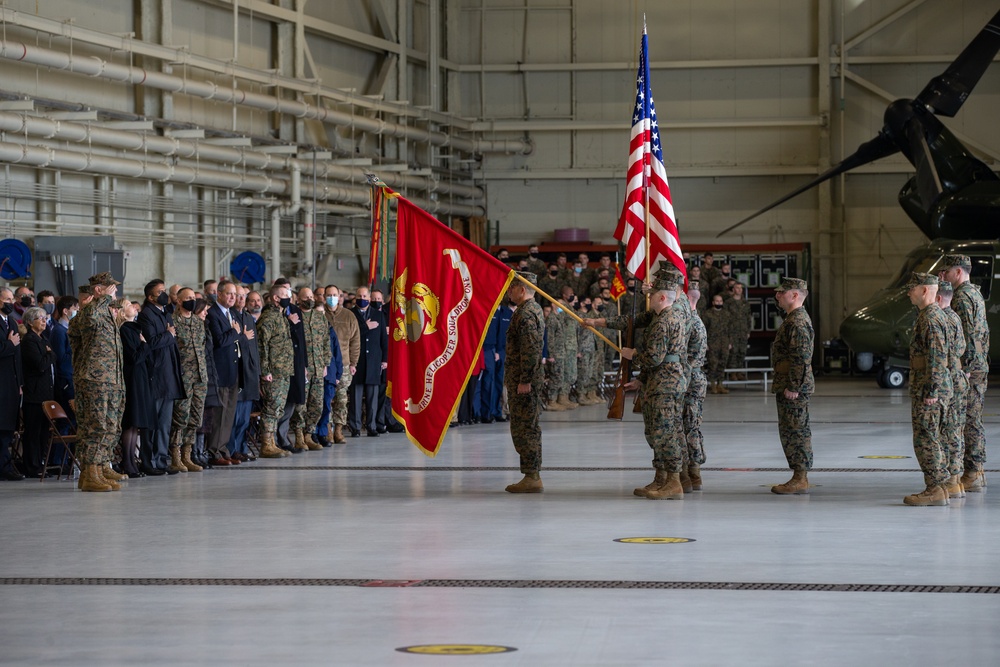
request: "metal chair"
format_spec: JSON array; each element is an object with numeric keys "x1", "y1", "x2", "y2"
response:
[{"x1": 41, "y1": 401, "x2": 79, "y2": 482}]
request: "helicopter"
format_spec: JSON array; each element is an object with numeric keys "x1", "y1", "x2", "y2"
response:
[{"x1": 718, "y1": 8, "x2": 1000, "y2": 388}]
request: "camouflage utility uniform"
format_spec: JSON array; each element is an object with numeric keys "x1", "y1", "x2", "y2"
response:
[
  {"x1": 505, "y1": 298, "x2": 546, "y2": 474},
  {"x1": 951, "y1": 280, "x2": 989, "y2": 471},
  {"x1": 726, "y1": 296, "x2": 752, "y2": 372},
  {"x1": 544, "y1": 307, "x2": 566, "y2": 405},
  {"x1": 771, "y1": 305, "x2": 814, "y2": 471},
  {"x1": 292, "y1": 307, "x2": 330, "y2": 436},
  {"x1": 171, "y1": 313, "x2": 209, "y2": 451},
  {"x1": 910, "y1": 299, "x2": 953, "y2": 486},
  {"x1": 702, "y1": 305, "x2": 731, "y2": 386},
  {"x1": 635, "y1": 303, "x2": 689, "y2": 473},
  {"x1": 682, "y1": 300, "x2": 708, "y2": 468},
  {"x1": 941, "y1": 299, "x2": 968, "y2": 478},
  {"x1": 257, "y1": 304, "x2": 295, "y2": 435}
]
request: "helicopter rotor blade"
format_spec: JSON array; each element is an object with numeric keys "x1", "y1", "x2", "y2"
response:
[
  {"x1": 915, "y1": 9, "x2": 1000, "y2": 117},
  {"x1": 716, "y1": 133, "x2": 898, "y2": 238},
  {"x1": 903, "y1": 117, "x2": 945, "y2": 211}
]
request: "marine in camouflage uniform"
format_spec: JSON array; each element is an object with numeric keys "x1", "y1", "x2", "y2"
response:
[
  {"x1": 575, "y1": 306, "x2": 600, "y2": 404},
  {"x1": 725, "y1": 285, "x2": 752, "y2": 378},
  {"x1": 769, "y1": 277, "x2": 814, "y2": 495},
  {"x1": 69, "y1": 273, "x2": 125, "y2": 491},
  {"x1": 556, "y1": 296, "x2": 579, "y2": 406},
  {"x1": 543, "y1": 305, "x2": 566, "y2": 410},
  {"x1": 681, "y1": 290, "x2": 709, "y2": 488},
  {"x1": 170, "y1": 298, "x2": 209, "y2": 473},
  {"x1": 904, "y1": 272, "x2": 953, "y2": 506},
  {"x1": 504, "y1": 273, "x2": 547, "y2": 493},
  {"x1": 291, "y1": 300, "x2": 331, "y2": 450},
  {"x1": 936, "y1": 279, "x2": 968, "y2": 497},
  {"x1": 257, "y1": 291, "x2": 295, "y2": 457},
  {"x1": 702, "y1": 294, "x2": 732, "y2": 393},
  {"x1": 938, "y1": 254, "x2": 990, "y2": 491}
]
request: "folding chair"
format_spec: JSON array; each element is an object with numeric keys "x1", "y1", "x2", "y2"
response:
[
  {"x1": 41, "y1": 401, "x2": 80, "y2": 482},
  {"x1": 245, "y1": 411, "x2": 262, "y2": 457}
]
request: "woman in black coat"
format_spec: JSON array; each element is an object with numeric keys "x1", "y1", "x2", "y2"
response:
[
  {"x1": 20, "y1": 307, "x2": 55, "y2": 478},
  {"x1": 116, "y1": 299, "x2": 155, "y2": 478}
]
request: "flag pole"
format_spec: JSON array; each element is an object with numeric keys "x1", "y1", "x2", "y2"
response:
[{"x1": 511, "y1": 272, "x2": 622, "y2": 353}]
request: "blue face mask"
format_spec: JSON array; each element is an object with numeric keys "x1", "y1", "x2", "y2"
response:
[
  {"x1": 326, "y1": 296, "x2": 338, "y2": 309},
  {"x1": 357, "y1": 298, "x2": 370, "y2": 309}
]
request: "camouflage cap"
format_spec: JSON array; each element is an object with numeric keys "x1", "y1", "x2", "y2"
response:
[
  {"x1": 88, "y1": 271, "x2": 120, "y2": 287},
  {"x1": 515, "y1": 271, "x2": 537, "y2": 285},
  {"x1": 939, "y1": 254, "x2": 972, "y2": 271},
  {"x1": 774, "y1": 277, "x2": 808, "y2": 292},
  {"x1": 77, "y1": 284, "x2": 92, "y2": 295},
  {"x1": 937, "y1": 279, "x2": 953, "y2": 295},
  {"x1": 905, "y1": 272, "x2": 939, "y2": 289}
]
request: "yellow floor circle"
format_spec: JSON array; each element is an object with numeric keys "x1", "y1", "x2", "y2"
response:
[
  {"x1": 614, "y1": 537, "x2": 695, "y2": 544},
  {"x1": 396, "y1": 645, "x2": 516, "y2": 655},
  {"x1": 858, "y1": 455, "x2": 911, "y2": 459}
]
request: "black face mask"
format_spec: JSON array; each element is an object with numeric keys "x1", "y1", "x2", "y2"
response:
[
  {"x1": 372, "y1": 302, "x2": 383, "y2": 312},
  {"x1": 549, "y1": 270, "x2": 558, "y2": 277},
  {"x1": 713, "y1": 304, "x2": 723, "y2": 310},
  {"x1": 156, "y1": 292, "x2": 170, "y2": 307},
  {"x1": 279, "y1": 297, "x2": 291, "y2": 309},
  {"x1": 627, "y1": 285, "x2": 636, "y2": 293},
  {"x1": 1, "y1": 302, "x2": 13, "y2": 315},
  {"x1": 299, "y1": 299, "x2": 314, "y2": 311},
  {"x1": 597, "y1": 305, "x2": 606, "y2": 313},
  {"x1": 181, "y1": 299, "x2": 197, "y2": 312},
  {"x1": 20, "y1": 296, "x2": 32, "y2": 307},
  {"x1": 529, "y1": 252, "x2": 538, "y2": 258}
]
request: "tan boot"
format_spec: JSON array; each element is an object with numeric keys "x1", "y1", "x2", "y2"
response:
[
  {"x1": 293, "y1": 428, "x2": 309, "y2": 452},
  {"x1": 168, "y1": 446, "x2": 187, "y2": 473},
  {"x1": 546, "y1": 399, "x2": 567, "y2": 412},
  {"x1": 333, "y1": 424, "x2": 346, "y2": 445},
  {"x1": 305, "y1": 433, "x2": 323, "y2": 451},
  {"x1": 771, "y1": 470, "x2": 809, "y2": 495},
  {"x1": 558, "y1": 394, "x2": 578, "y2": 409},
  {"x1": 634, "y1": 469, "x2": 666, "y2": 497},
  {"x1": 943, "y1": 474, "x2": 965, "y2": 498},
  {"x1": 181, "y1": 445, "x2": 203, "y2": 472},
  {"x1": 960, "y1": 465, "x2": 986, "y2": 493},
  {"x1": 903, "y1": 484, "x2": 950, "y2": 506},
  {"x1": 79, "y1": 464, "x2": 113, "y2": 492},
  {"x1": 102, "y1": 464, "x2": 126, "y2": 481},
  {"x1": 259, "y1": 432, "x2": 286, "y2": 459},
  {"x1": 679, "y1": 468, "x2": 693, "y2": 493},
  {"x1": 95, "y1": 465, "x2": 121, "y2": 491},
  {"x1": 709, "y1": 383, "x2": 719, "y2": 395},
  {"x1": 646, "y1": 472, "x2": 685, "y2": 500},
  {"x1": 505, "y1": 473, "x2": 543, "y2": 493},
  {"x1": 717, "y1": 382, "x2": 730, "y2": 394},
  {"x1": 689, "y1": 466, "x2": 703, "y2": 491}
]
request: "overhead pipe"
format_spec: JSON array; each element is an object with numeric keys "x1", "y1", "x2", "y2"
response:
[
  {"x1": 271, "y1": 208, "x2": 282, "y2": 283},
  {"x1": 0, "y1": 137, "x2": 485, "y2": 217},
  {"x1": 0, "y1": 40, "x2": 532, "y2": 157}
]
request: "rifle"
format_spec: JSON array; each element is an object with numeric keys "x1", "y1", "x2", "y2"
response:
[{"x1": 607, "y1": 316, "x2": 633, "y2": 420}]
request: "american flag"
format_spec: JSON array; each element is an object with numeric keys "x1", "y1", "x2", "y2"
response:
[{"x1": 614, "y1": 25, "x2": 686, "y2": 284}]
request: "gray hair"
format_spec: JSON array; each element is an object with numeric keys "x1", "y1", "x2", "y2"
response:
[{"x1": 22, "y1": 306, "x2": 47, "y2": 326}]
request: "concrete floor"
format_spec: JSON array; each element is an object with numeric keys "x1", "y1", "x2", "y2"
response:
[{"x1": 1, "y1": 377, "x2": 999, "y2": 666}]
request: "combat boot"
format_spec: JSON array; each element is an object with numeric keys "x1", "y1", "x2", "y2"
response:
[
  {"x1": 679, "y1": 468, "x2": 693, "y2": 493},
  {"x1": 505, "y1": 473, "x2": 543, "y2": 493},
  {"x1": 102, "y1": 464, "x2": 126, "y2": 481},
  {"x1": 709, "y1": 383, "x2": 719, "y2": 395},
  {"x1": 259, "y1": 432, "x2": 286, "y2": 459},
  {"x1": 168, "y1": 445, "x2": 187, "y2": 473},
  {"x1": 305, "y1": 432, "x2": 323, "y2": 451},
  {"x1": 546, "y1": 399, "x2": 567, "y2": 412},
  {"x1": 293, "y1": 428, "x2": 310, "y2": 452},
  {"x1": 717, "y1": 382, "x2": 730, "y2": 395},
  {"x1": 79, "y1": 464, "x2": 113, "y2": 492},
  {"x1": 903, "y1": 484, "x2": 949, "y2": 506},
  {"x1": 95, "y1": 465, "x2": 121, "y2": 490},
  {"x1": 558, "y1": 394, "x2": 578, "y2": 409},
  {"x1": 943, "y1": 474, "x2": 965, "y2": 498},
  {"x1": 646, "y1": 472, "x2": 684, "y2": 500},
  {"x1": 634, "y1": 469, "x2": 666, "y2": 497},
  {"x1": 181, "y1": 445, "x2": 203, "y2": 472},
  {"x1": 960, "y1": 465, "x2": 986, "y2": 493},
  {"x1": 333, "y1": 424, "x2": 346, "y2": 444},
  {"x1": 771, "y1": 470, "x2": 809, "y2": 495},
  {"x1": 689, "y1": 466, "x2": 703, "y2": 491}
]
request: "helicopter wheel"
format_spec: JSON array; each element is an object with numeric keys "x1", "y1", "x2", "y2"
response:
[
  {"x1": 875, "y1": 370, "x2": 889, "y2": 389},
  {"x1": 881, "y1": 367, "x2": 907, "y2": 389}
]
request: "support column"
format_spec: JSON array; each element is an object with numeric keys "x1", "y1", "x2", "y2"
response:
[{"x1": 816, "y1": 0, "x2": 835, "y2": 341}]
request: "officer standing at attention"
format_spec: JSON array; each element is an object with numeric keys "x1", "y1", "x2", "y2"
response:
[
  {"x1": 681, "y1": 283, "x2": 708, "y2": 491},
  {"x1": 937, "y1": 254, "x2": 990, "y2": 491},
  {"x1": 769, "y1": 278, "x2": 814, "y2": 495},
  {"x1": 256, "y1": 284, "x2": 295, "y2": 458},
  {"x1": 935, "y1": 279, "x2": 968, "y2": 498},
  {"x1": 618, "y1": 271, "x2": 689, "y2": 500},
  {"x1": 504, "y1": 273, "x2": 546, "y2": 494},
  {"x1": 904, "y1": 272, "x2": 953, "y2": 506}
]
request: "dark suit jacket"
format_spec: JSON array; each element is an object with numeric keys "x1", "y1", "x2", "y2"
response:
[
  {"x1": 236, "y1": 309, "x2": 261, "y2": 402},
  {"x1": 0, "y1": 313, "x2": 23, "y2": 430},
  {"x1": 206, "y1": 304, "x2": 241, "y2": 389},
  {"x1": 21, "y1": 329, "x2": 54, "y2": 404},
  {"x1": 119, "y1": 321, "x2": 156, "y2": 430},
  {"x1": 286, "y1": 304, "x2": 308, "y2": 405},
  {"x1": 138, "y1": 303, "x2": 185, "y2": 401},
  {"x1": 352, "y1": 306, "x2": 387, "y2": 386}
]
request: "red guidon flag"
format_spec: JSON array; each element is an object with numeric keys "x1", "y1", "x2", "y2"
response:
[
  {"x1": 610, "y1": 263, "x2": 628, "y2": 301},
  {"x1": 388, "y1": 195, "x2": 515, "y2": 456}
]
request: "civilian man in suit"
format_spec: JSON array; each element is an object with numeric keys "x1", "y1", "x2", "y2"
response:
[
  {"x1": 137, "y1": 279, "x2": 186, "y2": 475},
  {"x1": 205, "y1": 280, "x2": 243, "y2": 463},
  {"x1": 0, "y1": 287, "x2": 24, "y2": 480},
  {"x1": 228, "y1": 285, "x2": 260, "y2": 460},
  {"x1": 348, "y1": 285, "x2": 387, "y2": 437}
]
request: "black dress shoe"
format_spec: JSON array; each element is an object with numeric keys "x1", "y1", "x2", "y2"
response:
[
  {"x1": 315, "y1": 435, "x2": 329, "y2": 447},
  {"x1": 495, "y1": 416, "x2": 509, "y2": 423},
  {"x1": 366, "y1": 430, "x2": 380, "y2": 437},
  {"x1": 350, "y1": 429, "x2": 361, "y2": 438},
  {"x1": 387, "y1": 423, "x2": 405, "y2": 433},
  {"x1": 126, "y1": 471, "x2": 144, "y2": 479},
  {"x1": 481, "y1": 417, "x2": 494, "y2": 424},
  {"x1": 1, "y1": 469, "x2": 25, "y2": 481},
  {"x1": 376, "y1": 427, "x2": 387, "y2": 434},
  {"x1": 141, "y1": 465, "x2": 166, "y2": 476}
]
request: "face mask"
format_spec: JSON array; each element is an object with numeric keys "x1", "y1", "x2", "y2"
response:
[
  {"x1": 43, "y1": 303, "x2": 55, "y2": 315},
  {"x1": 279, "y1": 297, "x2": 291, "y2": 309},
  {"x1": 529, "y1": 251, "x2": 538, "y2": 258},
  {"x1": 20, "y1": 296, "x2": 32, "y2": 307},
  {"x1": 575, "y1": 267, "x2": 583, "y2": 274},
  {"x1": 326, "y1": 296, "x2": 338, "y2": 309},
  {"x1": 357, "y1": 298, "x2": 370, "y2": 309},
  {"x1": 554, "y1": 307, "x2": 562, "y2": 314},
  {"x1": 207, "y1": 293, "x2": 218, "y2": 304},
  {"x1": 597, "y1": 305, "x2": 606, "y2": 313},
  {"x1": 69, "y1": 309, "x2": 78, "y2": 320},
  {"x1": 372, "y1": 302, "x2": 383, "y2": 311},
  {"x1": 713, "y1": 304, "x2": 723, "y2": 310},
  {"x1": 299, "y1": 299, "x2": 314, "y2": 310},
  {"x1": 156, "y1": 292, "x2": 170, "y2": 307},
  {"x1": 250, "y1": 307, "x2": 262, "y2": 315},
  {"x1": 627, "y1": 285, "x2": 635, "y2": 293},
  {"x1": 165, "y1": 303, "x2": 175, "y2": 315},
  {"x1": 549, "y1": 270, "x2": 558, "y2": 277},
  {"x1": 574, "y1": 302, "x2": 583, "y2": 310},
  {"x1": 1, "y1": 302, "x2": 13, "y2": 315},
  {"x1": 182, "y1": 299, "x2": 197, "y2": 312}
]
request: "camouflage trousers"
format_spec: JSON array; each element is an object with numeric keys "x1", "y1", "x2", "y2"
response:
[
  {"x1": 727, "y1": 335, "x2": 749, "y2": 370},
  {"x1": 911, "y1": 397, "x2": 949, "y2": 486},
  {"x1": 559, "y1": 354, "x2": 578, "y2": 395},
  {"x1": 546, "y1": 356, "x2": 563, "y2": 403},
  {"x1": 964, "y1": 373, "x2": 988, "y2": 468},
  {"x1": 683, "y1": 369, "x2": 708, "y2": 467},
  {"x1": 642, "y1": 390, "x2": 685, "y2": 473},
  {"x1": 171, "y1": 380, "x2": 206, "y2": 449},
  {"x1": 706, "y1": 345, "x2": 728, "y2": 383},
  {"x1": 943, "y1": 375, "x2": 968, "y2": 475},
  {"x1": 507, "y1": 384, "x2": 542, "y2": 473},
  {"x1": 577, "y1": 345, "x2": 599, "y2": 393},
  {"x1": 292, "y1": 368, "x2": 326, "y2": 434},
  {"x1": 330, "y1": 371, "x2": 353, "y2": 426},
  {"x1": 776, "y1": 393, "x2": 812, "y2": 471},
  {"x1": 75, "y1": 380, "x2": 125, "y2": 465},
  {"x1": 260, "y1": 375, "x2": 291, "y2": 434}
]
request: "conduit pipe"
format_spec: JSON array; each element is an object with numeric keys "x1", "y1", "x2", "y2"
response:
[
  {"x1": 271, "y1": 207, "x2": 282, "y2": 282},
  {"x1": 0, "y1": 110, "x2": 485, "y2": 199},
  {"x1": 0, "y1": 138, "x2": 485, "y2": 217},
  {"x1": 0, "y1": 40, "x2": 533, "y2": 156}
]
